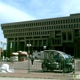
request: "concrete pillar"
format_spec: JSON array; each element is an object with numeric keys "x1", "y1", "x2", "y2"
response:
[
  {"x1": 24, "y1": 37, "x2": 27, "y2": 51},
  {"x1": 66, "y1": 32, "x2": 68, "y2": 42},
  {"x1": 74, "y1": 41, "x2": 79, "y2": 58},
  {"x1": 13, "y1": 38, "x2": 16, "y2": 52},
  {"x1": 24, "y1": 38, "x2": 26, "y2": 51},
  {"x1": 78, "y1": 41, "x2": 80, "y2": 56},
  {"x1": 17, "y1": 38, "x2": 19, "y2": 51},
  {"x1": 73, "y1": 43, "x2": 76, "y2": 57},
  {"x1": 6, "y1": 39, "x2": 10, "y2": 57}
]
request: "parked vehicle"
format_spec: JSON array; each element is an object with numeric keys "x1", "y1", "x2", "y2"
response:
[
  {"x1": 33, "y1": 51, "x2": 44, "y2": 59},
  {"x1": 33, "y1": 51, "x2": 40, "y2": 59},
  {"x1": 41, "y1": 50, "x2": 74, "y2": 73},
  {"x1": 67, "y1": 54, "x2": 74, "y2": 63}
]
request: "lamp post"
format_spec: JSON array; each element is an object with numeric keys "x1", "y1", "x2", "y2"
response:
[
  {"x1": 3, "y1": 42, "x2": 7, "y2": 58},
  {"x1": 27, "y1": 44, "x2": 31, "y2": 73},
  {"x1": 0, "y1": 41, "x2": 7, "y2": 61},
  {"x1": 0, "y1": 41, "x2": 2, "y2": 59}
]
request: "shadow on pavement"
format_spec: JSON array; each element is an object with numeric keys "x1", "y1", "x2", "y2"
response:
[{"x1": 30, "y1": 69, "x2": 73, "y2": 74}]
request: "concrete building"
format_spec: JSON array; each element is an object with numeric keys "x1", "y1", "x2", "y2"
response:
[{"x1": 1, "y1": 13, "x2": 80, "y2": 58}]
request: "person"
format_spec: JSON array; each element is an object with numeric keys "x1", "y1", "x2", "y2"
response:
[{"x1": 30, "y1": 54, "x2": 34, "y2": 65}]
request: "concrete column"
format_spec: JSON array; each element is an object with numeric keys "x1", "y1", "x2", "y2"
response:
[
  {"x1": 33, "y1": 40, "x2": 35, "y2": 46},
  {"x1": 12, "y1": 42, "x2": 13, "y2": 52},
  {"x1": 24, "y1": 37, "x2": 27, "y2": 51},
  {"x1": 42, "y1": 39, "x2": 44, "y2": 47},
  {"x1": 24, "y1": 38, "x2": 26, "y2": 51},
  {"x1": 17, "y1": 38, "x2": 19, "y2": 51},
  {"x1": 66, "y1": 32, "x2": 68, "y2": 42},
  {"x1": 13, "y1": 38, "x2": 16, "y2": 52},
  {"x1": 78, "y1": 41, "x2": 80, "y2": 56},
  {"x1": 6, "y1": 39, "x2": 10, "y2": 57},
  {"x1": 48, "y1": 38, "x2": 51, "y2": 50},
  {"x1": 74, "y1": 43, "x2": 78, "y2": 57},
  {"x1": 74, "y1": 41, "x2": 79, "y2": 58}
]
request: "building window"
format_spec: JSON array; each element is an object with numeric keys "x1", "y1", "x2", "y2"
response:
[
  {"x1": 30, "y1": 40, "x2": 33, "y2": 45},
  {"x1": 66, "y1": 25, "x2": 68, "y2": 28},
  {"x1": 68, "y1": 19, "x2": 70, "y2": 23},
  {"x1": 69, "y1": 25, "x2": 70, "y2": 28},
  {"x1": 61, "y1": 25, "x2": 63, "y2": 28},
  {"x1": 61, "y1": 20, "x2": 62, "y2": 23},
  {"x1": 74, "y1": 24, "x2": 78, "y2": 28},
  {"x1": 39, "y1": 40, "x2": 42, "y2": 46},
  {"x1": 53, "y1": 21, "x2": 55, "y2": 24},
  {"x1": 43, "y1": 40, "x2": 46, "y2": 45},
  {"x1": 63, "y1": 20, "x2": 65, "y2": 23},
  {"x1": 62, "y1": 32, "x2": 66, "y2": 41},
  {"x1": 71, "y1": 24, "x2": 73, "y2": 28},
  {"x1": 74, "y1": 29, "x2": 79, "y2": 36},
  {"x1": 73, "y1": 19, "x2": 76, "y2": 22},
  {"x1": 76, "y1": 18, "x2": 79, "y2": 22},
  {"x1": 55, "y1": 21, "x2": 57, "y2": 24},
  {"x1": 51, "y1": 21, "x2": 53, "y2": 24},
  {"x1": 54, "y1": 26, "x2": 56, "y2": 29},
  {"x1": 64, "y1": 25, "x2": 66, "y2": 28},
  {"x1": 67, "y1": 32, "x2": 72, "y2": 41},
  {"x1": 79, "y1": 18, "x2": 80, "y2": 22},
  {"x1": 35, "y1": 40, "x2": 38, "y2": 45}
]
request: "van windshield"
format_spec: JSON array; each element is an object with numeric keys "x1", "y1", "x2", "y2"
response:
[{"x1": 61, "y1": 52, "x2": 69, "y2": 58}]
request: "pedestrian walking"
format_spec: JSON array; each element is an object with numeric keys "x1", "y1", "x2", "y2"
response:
[{"x1": 30, "y1": 55, "x2": 34, "y2": 65}]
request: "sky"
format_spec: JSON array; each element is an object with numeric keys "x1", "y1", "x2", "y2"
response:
[{"x1": 0, "y1": 0, "x2": 80, "y2": 43}]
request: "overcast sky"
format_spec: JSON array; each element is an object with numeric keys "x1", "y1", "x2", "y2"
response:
[{"x1": 0, "y1": 0, "x2": 80, "y2": 42}]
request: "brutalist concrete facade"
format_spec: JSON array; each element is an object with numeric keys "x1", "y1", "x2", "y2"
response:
[{"x1": 1, "y1": 13, "x2": 80, "y2": 58}]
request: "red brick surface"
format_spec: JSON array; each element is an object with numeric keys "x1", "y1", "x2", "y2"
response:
[{"x1": 0, "y1": 60, "x2": 79, "y2": 80}]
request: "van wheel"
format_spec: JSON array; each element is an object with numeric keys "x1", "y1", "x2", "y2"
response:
[
  {"x1": 63, "y1": 67, "x2": 68, "y2": 73},
  {"x1": 42, "y1": 66, "x2": 47, "y2": 72}
]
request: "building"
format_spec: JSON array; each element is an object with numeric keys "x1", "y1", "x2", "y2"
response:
[{"x1": 1, "y1": 13, "x2": 80, "y2": 58}]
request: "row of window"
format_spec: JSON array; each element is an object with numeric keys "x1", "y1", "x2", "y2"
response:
[
  {"x1": 74, "y1": 29, "x2": 80, "y2": 36},
  {"x1": 2, "y1": 18, "x2": 80, "y2": 29},
  {"x1": 62, "y1": 32, "x2": 72, "y2": 41},
  {"x1": 4, "y1": 29, "x2": 80, "y2": 39},
  {"x1": 52, "y1": 39, "x2": 61, "y2": 45},
  {"x1": 26, "y1": 40, "x2": 48, "y2": 46},
  {"x1": 51, "y1": 32, "x2": 73, "y2": 45},
  {"x1": 9, "y1": 39, "x2": 48, "y2": 46},
  {"x1": 4, "y1": 31, "x2": 50, "y2": 37},
  {"x1": 4, "y1": 24, "x2": 80, "y2": 33}
]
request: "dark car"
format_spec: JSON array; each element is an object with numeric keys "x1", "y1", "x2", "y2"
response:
[{"x1": 41, "y1": 50, "x2": 74, "y2": 73}]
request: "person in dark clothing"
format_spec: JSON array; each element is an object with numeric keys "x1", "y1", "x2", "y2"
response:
[{"x1": 30, "y1": 55, "x2": 34, "y2": 65}]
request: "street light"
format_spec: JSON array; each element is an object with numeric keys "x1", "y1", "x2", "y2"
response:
[
  {"x1": 0, "y1": 41, "x2": 7, "y2": 61},
  {"x1": 27, "y1": 44, "x2": 31, "y2": 73},
  {"x1": 0, "y1": 41, "x2": 2, "y2": 58}
]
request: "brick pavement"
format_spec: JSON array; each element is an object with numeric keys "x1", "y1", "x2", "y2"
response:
[
  {"x1": 0, "y1": 60, "x2": 80, "y2": 80},
  {"x1": 0, "y1": 69, "x2": 78, "y2": 80}
]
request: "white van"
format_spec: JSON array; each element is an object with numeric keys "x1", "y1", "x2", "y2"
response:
[{"x1": 33, "y1": 51, "x2": 44, "y2": 59}]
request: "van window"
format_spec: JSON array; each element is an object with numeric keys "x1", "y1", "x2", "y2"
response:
[{"x1": 62, "y1": 52, "x2": 69, "y2": 58}]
